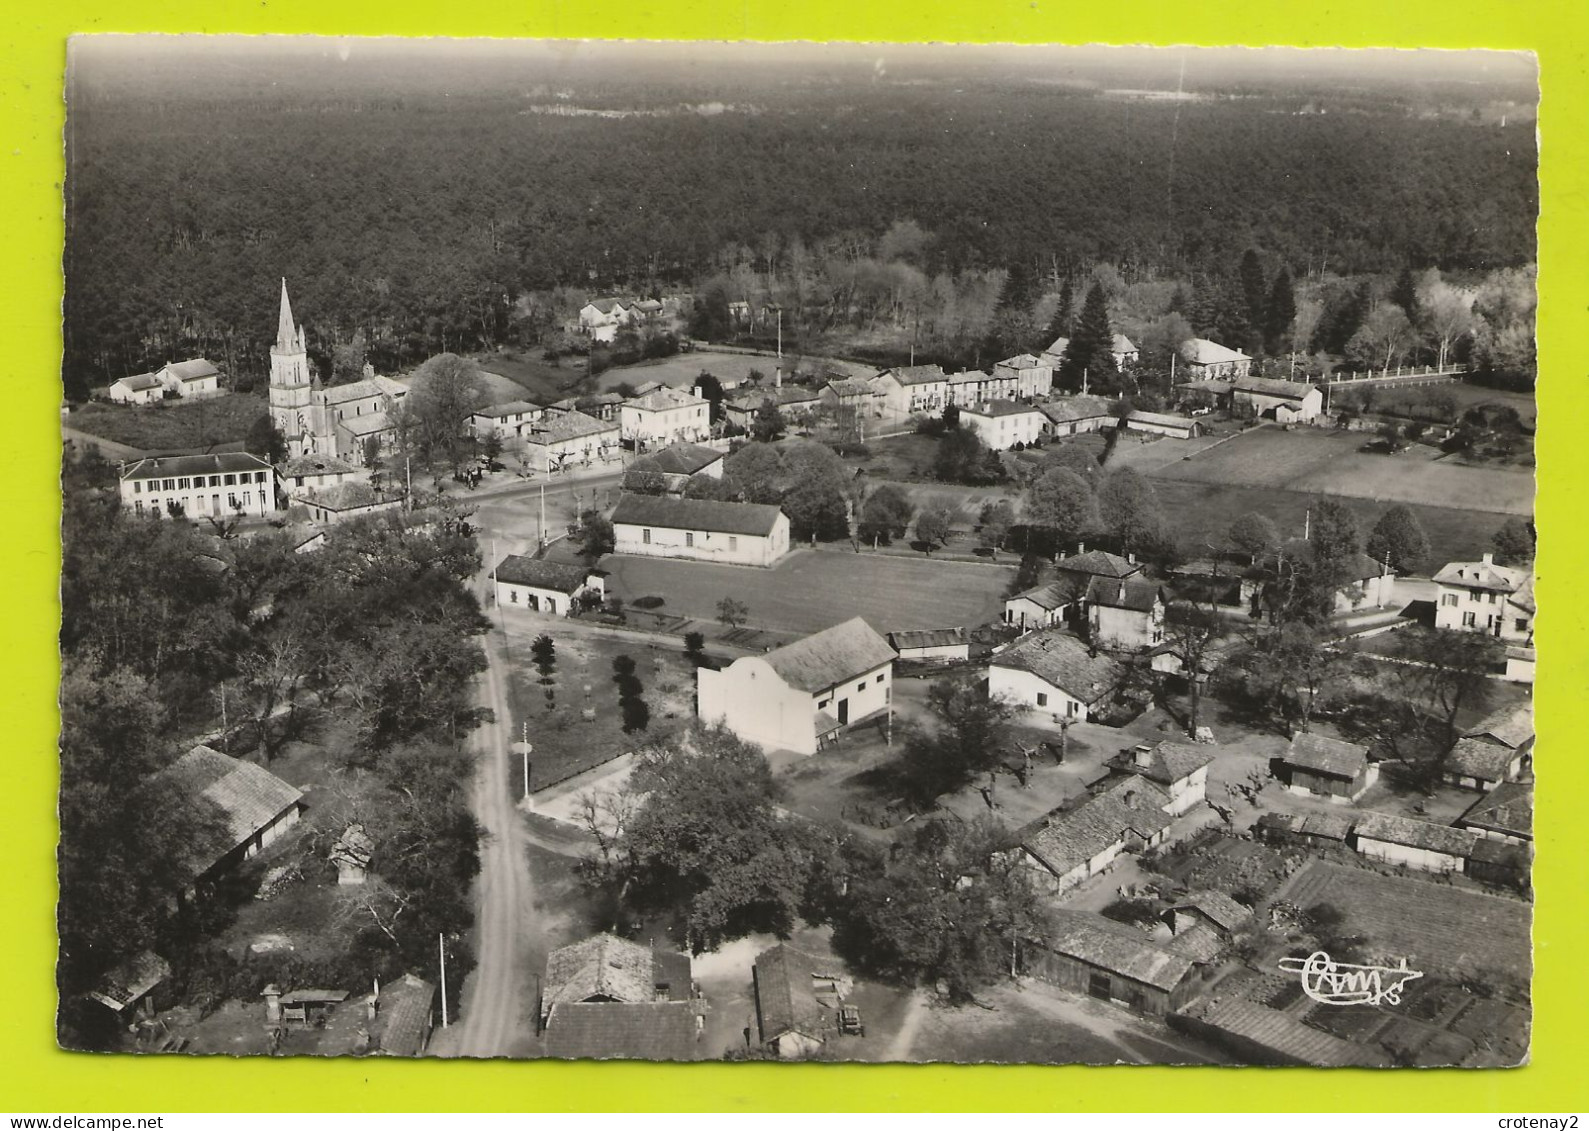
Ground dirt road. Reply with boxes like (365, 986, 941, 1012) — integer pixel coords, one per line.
(433, 631, 542, 1058)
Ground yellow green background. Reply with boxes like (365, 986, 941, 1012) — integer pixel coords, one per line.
(3, 0, 1585, 1113)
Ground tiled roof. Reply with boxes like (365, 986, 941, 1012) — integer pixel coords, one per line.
(475, 400, 541, 419)
(648, 443, 724, 476)
(1057, 549, 1141, 581)
(542, 934, 660, 1015)
(1044, 910, 1194, 992)
(162, 358, 220, 382)
(1120, 741, 1215, 786)
(1178, 996, 1391, 1067)
(585, 298, 627, 314)
(1509, 571, 1535, 615)
(1020, 777, 1173, 880)
(964, 399, 1045, 419)
(87, 951, 170, 1012)
(881, 364, 949, 386)
(533, 410, 618, 443)
(296, 482, 391, 511)
(157, 746, 303, 878)
(996, 353, 1043, 369)
(753, 944, 834, 1045)
(1231, 376, 1318, 400)
(1352, 812, 1478, 858)
(1432, 558, 1529, 593)
(495, 555, 597, 594)
(1179, 338, 1251, 366)
(1171, 891, 1252, 934)
(1042, 336, 1070, 357)
(544, 1001, 700, 1061)
(322, 375, 407, 405)
(948, 369, 991, 385)
(1127, 409, 1198, 430)
(1443, 737, 1524, 783)
(1467, 837, 1529, 871)
(612, 493, 784, 537)
(1113, 334, 1138, 355)
(763, 617, 896, 694)
(822, 377, 877, 398)
(993, 629, 1124, 704)
(626, 386, 706, 412)
(1465, 702, 1533, 749)
(1458, 781, 1533, 840)
(280, 454, 358, 478)
(115, 372, 165, 391)
(1038, 395, 1116, 424)
(887, 627, 968, 652)
(1283, 732, 1369, 779)
(728, 385, 822, 410)
(1007, 581, 1076, 612)
(1086, 576, 1163, 612)
(372, 974, 434, 1057)
(121, 452, 274, 482)
(1166, 922, 1225, 963)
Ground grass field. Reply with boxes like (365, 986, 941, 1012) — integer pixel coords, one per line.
(68, 393, 268, 453)
(474, 351, 585, 404)
(600, 547, 1015, 635)
(1280, 860, 1531, 980)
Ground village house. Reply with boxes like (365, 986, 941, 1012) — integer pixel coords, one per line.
(1178, 337, 1253, 380)
(1124, 409, 1202, 441)
(1040, 334, 1139, 372)
(1016, 777, 1176, 897)
(523, 409, 621, 473)
(107, 371, 167, 405)
(959, 400, 1049, 450)
(873, 363, 950, 416)
(621, 385, 710, 450)
(611, 494, 790, 567)
(993, 352, 1055, 399)
(723, 384, 824, 431)
(1349, 812, 1476, 875)
(156, 745, 305, 890)
(578, 297, 634, 342)
(1456, 780, 1533, 847)
(493, 555, 606, 616)
(1440, 702, 1534, 790)
(1024, 910, 1197, 1017)
(818, 377, 885, 420)
(1038, 394, 1117, 438)
(887, 627, 971, 664)
(292, 481, 403, 525)
(989, 628, 1126, 723)
(1085, 577, 1167, 651)
(947, 368, 1018, 408)
(1274, 542, 1397, 614)
(1277, 732, 1378, 803)
(1003, 548, 1145, 634)
(278, 454, 365, 493)
(1229, 376, 1324, 423)
(470, 400, 544, 443)
(644, 442, 726, 493)
(540, 934, 701, 1061)
(1109, 741, 1214, 817)
(1003, 581, 1075, 633)
(750, 944, 847, 1059)
(1164, 558, 1259, 611)
(549, 392, 625, 422)
(1432, 553, 1535, 643)
(697, 617, 896, 756)
(120, 451, 277, 520)
(156, 358, 223, 398)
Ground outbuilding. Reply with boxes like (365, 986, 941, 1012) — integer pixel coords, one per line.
(1350, 812, 1476, 875)
(887, 627, 971, 663)
(493, 555, 606, 616)
(1278, 732, 1377, 803)
(1025, 910, 1198, 1017)
(612, 494, 790, 567)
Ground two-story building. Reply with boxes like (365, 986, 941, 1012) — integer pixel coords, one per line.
(960, 400, 1048, 450)
(1110, 741, 1215, 816)
(524, 409, 621, 473)
(1178, 338, 1253, 380)
(1432, 553, 1535, 642)
(993, 353, 1055, 399)
(470, 400, 544, 443)
(621, 386, 710, 450)
(611, 494, 790, 567)
(697, 617, 896, 756)
(120, 452, 277, 520)
(874, 364, 950, 416)
(947, 369, 1018, 408)
(156, 358, 223, 398)
(1085, 577, 1167, 651)
(988, 628, 1126, 723)
(1441, 702, 1534, 791)
(1040, 334, 1139, 373)
(578, 298, 634, 343)
(1015, 777, 1175, 898)
(722, 385, 823, 432)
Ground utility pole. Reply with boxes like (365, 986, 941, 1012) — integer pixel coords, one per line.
(439, 933, 449, 1028)
(539, 484, 547, 550)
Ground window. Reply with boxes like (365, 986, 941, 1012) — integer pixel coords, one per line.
(818, 699, 830, 710)
(224, 474, 236, 486)
(729, 536, 738, 552)
(178, 478, 190, 489)
(1066, 701, 1079, 718)
(162, 479, 175, 491)
(209, 475, 221, 487)
(876, 674, 885, 685)
(509, 590, 518, 604)
(1441, 594, 1458, 607)
(133, 481, 141, 494)
(685, 532, 695, 548)
(1488, 592, 1499, 604)
(1517, 619, 1529, 633)
(857, 681, 866, 693)
(1036, 692, 1048, 708)
(256, 471, 268, 483)
(1463, 611, 1477, 627)
(642, 529, 651, 545)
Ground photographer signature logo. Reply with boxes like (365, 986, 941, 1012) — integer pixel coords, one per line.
(1278, 951, 1424, 1006)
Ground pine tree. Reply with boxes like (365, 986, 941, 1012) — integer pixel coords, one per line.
(1264, 267, 1298, 356)
(1058, 282, 1120, 392)
(1043, 278, 1075, 347)
(1391, 266, 1421, 324)
(1239, 249, 1269, 339)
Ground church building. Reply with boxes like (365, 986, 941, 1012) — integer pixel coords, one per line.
(269, 279, 409, 461)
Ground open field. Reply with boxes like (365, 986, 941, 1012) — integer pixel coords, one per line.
(67, 393, 268, 454)
(1351, 380, 1537, 429)
(1279, 860, 1531, 979)
(474, 351, 585, 403)
(1147, 427, 1532, 516)
(600, 547, 1015, 636)
(596, 349, 870, 393)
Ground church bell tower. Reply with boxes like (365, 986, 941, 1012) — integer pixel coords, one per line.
(268, 278, 318, 457)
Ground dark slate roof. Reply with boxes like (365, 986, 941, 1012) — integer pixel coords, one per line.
(115, 371, 164, 391)
(475, 400, 541, 418)
(121, 452, 274, 482)
(1283, 732, 1369, 780)
(964, 399, 1045, 419)
(1464, 703, 1533, 749)
(1086, 576, 1163, 612)
(87, 951, 170, 1013)
(1444, 737, 1524, 783)
(1171, 891, 1252, 934)
(544, 1001, 700, 1061)
(372, 974, 435, 1056)
(1020, 777, 1173, 880)
(1118, 741, 1215, 786)
(1457, 781, 1533, 840)
(321, 375, 407, 404)
(887, 627, 968, 652)
(1038, 395, 1116, 424)
(648, 443, 724, 476)
(1178, 996, 1391, 1067)
(542, 934, 659, 1014)
(1044, 911, 1194, 992)
(280, 454, 359, 478)
(1352, 812, 1478, 858)
(881, 363, 949, 386)
(611, 493, 784, 538)
(156, 746, 303, 878)
(992, 629, 1124, 704)
(1057, 549, 1141, 581)
(763, 617, 896, 694)
(495, 555, 597, 594)
(753, 944, 834, 1045)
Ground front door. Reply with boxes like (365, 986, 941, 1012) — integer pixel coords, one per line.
(837, 699, 849, 725)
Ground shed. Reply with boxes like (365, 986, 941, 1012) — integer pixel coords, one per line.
(887, 627, 971, 663)
(86, 951, 171, 1017)
(752, 944, 843, 1058)
(1350, 812, 1476, 875)
(1278, 732, 1376, 803)
(1025, 911, 1198, 1017)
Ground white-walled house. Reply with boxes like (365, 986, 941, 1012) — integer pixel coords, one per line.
(988, 629, 1125, 723)
(493, 556, 606, 616)
(646, 442, 726, 493)
(578, 298, 634, 342)
(960, 401, 1048, 450)
(697, 617, 897, 755)
(1432, 553, 1534, 643)
(947, 369, 1016, 408)
(1039, 395, 1117, 438)
(120, 452, 277, 520)
(611, 494, 790, 567)
(1017, 777, 1174, 897)
(278, 454, 367, 494)
(524, 409, 621, 473)
(994, 353, 1055, 399)
(1111, 742, 1214, 817)
(471, 400, 544, 442)
(874, 364, 950, 416)
(1350, 813, 1475, 876)
(1230, 376, 1323, 423)
(621, 386, 710, 450)
(1085, 578, 1166, 651)
(108, 372, 166, 405)
(156, 358, 222, 398)
(1178, 338, 1253, 380)
(1441, 703, 1534, 791)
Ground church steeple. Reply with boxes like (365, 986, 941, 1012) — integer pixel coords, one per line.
(275, 277, 299, 352)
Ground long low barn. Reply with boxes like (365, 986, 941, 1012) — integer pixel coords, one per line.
(1024, 910, 1199, 1017)
(611, 494, 790, 567)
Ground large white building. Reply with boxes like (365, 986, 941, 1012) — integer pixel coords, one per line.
(611, 494, 790, 567)
(992, 353, 1055, 399)
(697, 617, 896, 755)
(874, 364, 950, 416)
(1432, 553, 1535, 643)
(1178, 338, 1253, 380)
(523, 409, 621, 474)
(120, 451, 276, 520)
(960, 400, 1048, 450)
(621, 386, 710, 450)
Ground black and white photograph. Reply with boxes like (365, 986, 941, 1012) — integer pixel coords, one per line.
(57, 37, 1537, 1067)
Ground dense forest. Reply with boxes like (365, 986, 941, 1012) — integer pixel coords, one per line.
(63, 42, 1537, 397)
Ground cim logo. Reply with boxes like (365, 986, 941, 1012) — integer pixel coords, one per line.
(1277, 951, 1425, 1007)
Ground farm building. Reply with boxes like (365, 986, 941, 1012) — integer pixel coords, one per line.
(540, 934, 701, 1061)
(1174, 997, 1391, 1067)
(887, 627, 970, 663)
(1350, 812, 1476, 875)
(1124, 410, 1201, 440)
(1038, 394, 1116, 437)
(108, 371, 167, 405)
(1253, 811, 1354, 849)
(1177, 338, 1253, 380)
(988, 628, 1126, 722)
(156, 746, 305, 888)
(492, 556, 606, 616)
(1456, 781, 1533, 846)
(470, 400, 544, 442)
(993, 352, 1055, 399)
(1165, 892, 1253, 940)
(1024, 910, 1197, 1017)
(751, 944, 847, 1059)
(1432, 553, 1535, 643)
(119, 452, 277, 520)
(1084, 577, 1166, 651)
(645, 442, 725, 492)
(621, 385, 710, 450)
(697, 617, 896, 756)
(156, 358, 223, 398)
(1229, 376, 1323, 423)
(1465, 837, 1532, 890)
(1440, 703, 1534, 791)
(873, 364, 950, 415)
(291, 481, 403, 525)
(369, 974, 437, 1057)
(1004, 580, 1078, 633)
(1109, 741, 1214, 817)
(611, 494, 790, 567)
(1015, 777, 1175, 897)
(86, 951, 171, 1020)
(1278, 732, 1377, 803)
(959, 400, 1048, 450)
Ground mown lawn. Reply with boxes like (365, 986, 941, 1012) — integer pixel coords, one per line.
(68, 393, 268, 453)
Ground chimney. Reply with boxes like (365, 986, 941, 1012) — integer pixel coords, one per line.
(263, 984, 282, 1024)
(1077, 542, 1086, 555)
(1481, 552, 1494, 566)
(1132, 744, 1153, 769)
(1127, 552, 1136, 566)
